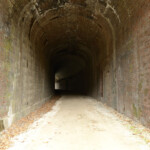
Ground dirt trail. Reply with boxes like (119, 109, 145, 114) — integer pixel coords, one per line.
(8, 96, 150, 150)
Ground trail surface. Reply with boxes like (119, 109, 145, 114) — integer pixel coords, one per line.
(8, 96, 150, 150)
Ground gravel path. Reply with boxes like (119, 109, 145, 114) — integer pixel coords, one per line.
(8, 96, 150, 150)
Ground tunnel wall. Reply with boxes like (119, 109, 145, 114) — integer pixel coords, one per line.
(101, 2, 150, 127)
(0, 0, 52, 131)
(0, 0, 12, 131)
(115, 5, 150, 127)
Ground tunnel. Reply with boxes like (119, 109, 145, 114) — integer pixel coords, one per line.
(0, 0, 150, 131)
(29, 6, 111, 97)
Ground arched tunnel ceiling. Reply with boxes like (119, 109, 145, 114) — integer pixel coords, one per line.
(30, 5, 111, 63)
(9, 0, 122, 69)
(10, 0, 147, 69)
(10, 0, 147, 42)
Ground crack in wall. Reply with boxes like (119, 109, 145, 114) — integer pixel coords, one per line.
(103, 0, 121, 23)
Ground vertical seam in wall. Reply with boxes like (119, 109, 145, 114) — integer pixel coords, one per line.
(99, 13, 118, 109)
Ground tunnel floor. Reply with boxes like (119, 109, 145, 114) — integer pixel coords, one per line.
(7, 96, 150, 150)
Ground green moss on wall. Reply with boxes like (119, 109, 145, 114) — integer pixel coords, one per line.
(4, 38, 12, 54)
(132, 104, 142, 119)
(138, 82, 142, 92)
(144, 88, 149, 96)
(0, 120, 4, 132)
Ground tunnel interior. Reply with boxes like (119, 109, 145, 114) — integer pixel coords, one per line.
(29, 5, 112, 97)
(0, 0, 150, 130)
(53, 50, 90, 95)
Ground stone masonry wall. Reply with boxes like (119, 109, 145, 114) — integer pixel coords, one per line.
(115, 4, 150, 127)
(0, 0, 52, 130)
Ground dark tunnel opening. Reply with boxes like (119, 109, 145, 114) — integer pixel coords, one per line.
(51, 48, 93, 95)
